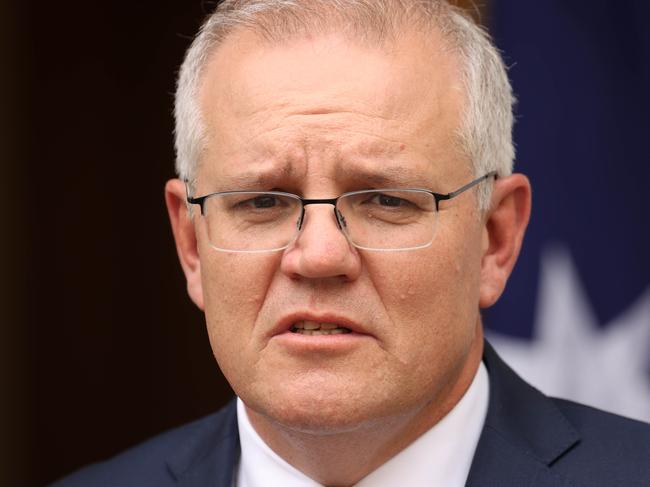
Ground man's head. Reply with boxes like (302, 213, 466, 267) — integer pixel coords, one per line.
(166, 0, 530, 453)
(174, 0, 516, 208)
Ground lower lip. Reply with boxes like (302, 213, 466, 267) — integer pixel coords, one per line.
(271, 330, 374, 353)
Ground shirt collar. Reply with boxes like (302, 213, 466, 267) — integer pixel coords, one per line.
(236, 362, 489, 487)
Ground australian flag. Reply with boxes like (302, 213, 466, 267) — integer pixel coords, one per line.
(483, 0, 650, 422)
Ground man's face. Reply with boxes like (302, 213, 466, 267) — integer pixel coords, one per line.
(189, 29, 487, 432)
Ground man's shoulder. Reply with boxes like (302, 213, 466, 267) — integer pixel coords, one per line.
(552, 396, 650, 466)
(49, 400, 239, 487)
(475, 342, 650, 486)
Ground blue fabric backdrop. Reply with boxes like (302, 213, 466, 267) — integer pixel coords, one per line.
(484, 0, 650, 421)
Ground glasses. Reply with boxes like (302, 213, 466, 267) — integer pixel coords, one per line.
(186, 172, 497, 253)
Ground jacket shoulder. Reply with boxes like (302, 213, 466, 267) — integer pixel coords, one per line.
(49, 401, 238, 487)
(472, 342, 650, 487)
(551, 397, 650, 480)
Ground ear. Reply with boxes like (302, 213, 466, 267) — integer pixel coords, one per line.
(165, 178, 205, 311)
(479, 174, 532, 308)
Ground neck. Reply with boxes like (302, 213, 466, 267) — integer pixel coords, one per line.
(246, 326, 484, 486)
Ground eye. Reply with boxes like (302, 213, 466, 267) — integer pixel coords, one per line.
(235, 194, 285, 210)
(250, 195, 278, 208)
(364, 192, 418, 209)
(374, 194, 409, 207)
(342, 190, 433, 221)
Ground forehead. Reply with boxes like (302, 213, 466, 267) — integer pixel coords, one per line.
(197, 28, 468, 190)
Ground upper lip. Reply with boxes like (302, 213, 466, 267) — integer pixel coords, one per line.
(271, 311, 370, 337)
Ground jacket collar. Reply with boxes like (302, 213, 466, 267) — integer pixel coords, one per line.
(465, 341, 581, 486)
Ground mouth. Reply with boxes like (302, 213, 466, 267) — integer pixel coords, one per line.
(270, 313, 372, 353)
(271, 312, 367, 339)
(290, 320, 352, 336)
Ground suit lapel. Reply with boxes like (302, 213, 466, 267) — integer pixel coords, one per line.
(166, 400, 240, 487)
(465, 426, 577, 487)
(465, 341, 581, 486)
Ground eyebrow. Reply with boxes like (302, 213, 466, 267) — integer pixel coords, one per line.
(215, 161, 433, 192)
(338, 165, 433, 188)
(218, 163, 296, 190)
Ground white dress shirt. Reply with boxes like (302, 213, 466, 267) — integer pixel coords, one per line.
(235, 362, 489, 487)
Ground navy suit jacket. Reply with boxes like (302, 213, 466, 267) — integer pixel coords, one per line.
(51, 342, 650, 486)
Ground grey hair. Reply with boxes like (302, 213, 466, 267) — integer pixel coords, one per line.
(174, 0, 515, 210)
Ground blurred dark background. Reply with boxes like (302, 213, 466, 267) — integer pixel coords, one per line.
(4, 2, 233, 485)
(4, 1, 473, 485)
(4, 1, 648, 486)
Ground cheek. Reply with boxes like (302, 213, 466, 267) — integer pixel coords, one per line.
(199, 250, 280, 363)
(369, 250, 462, 323)
(368, 235, 482, 355)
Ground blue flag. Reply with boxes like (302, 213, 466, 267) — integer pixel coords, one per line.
(484, 0, 650, 422)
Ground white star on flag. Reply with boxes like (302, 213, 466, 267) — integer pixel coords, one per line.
(488, 245, 650, 423)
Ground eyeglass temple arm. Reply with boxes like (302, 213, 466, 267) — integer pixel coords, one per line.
(184, 180, 207, 214)
(432, 171, 498, 208)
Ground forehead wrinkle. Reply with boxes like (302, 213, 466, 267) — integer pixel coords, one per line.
(216, 159, 298, 190)
(214, 124, 438, 191)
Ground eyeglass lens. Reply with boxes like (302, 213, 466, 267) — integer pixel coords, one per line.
(201, 190, 437, 252)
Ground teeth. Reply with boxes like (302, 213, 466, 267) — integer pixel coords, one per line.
(302, 320, 320, 330)
(293, 328, 350, 336)
(319, 323, 338, 330)
(290, 320, 352, 335)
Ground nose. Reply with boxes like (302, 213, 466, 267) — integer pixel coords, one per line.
(280, 204, 361, 281)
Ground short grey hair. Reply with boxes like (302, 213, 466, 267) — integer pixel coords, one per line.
(174, 0, 515, 210)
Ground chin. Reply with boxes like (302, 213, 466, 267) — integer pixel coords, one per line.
(243, 375, 396, 435)
(264, 401, 385, 435)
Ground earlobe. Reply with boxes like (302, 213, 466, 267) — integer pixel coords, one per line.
(165, 179, 205, 310)
(479, 174, 531, 308)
